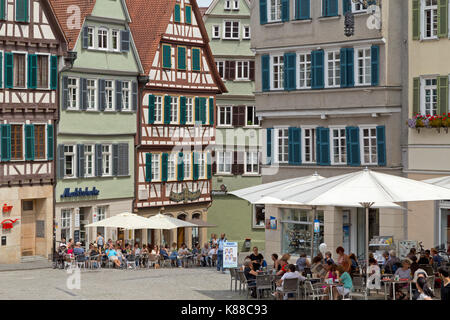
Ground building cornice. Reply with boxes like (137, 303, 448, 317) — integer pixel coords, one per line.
(256, 106, 401, 118)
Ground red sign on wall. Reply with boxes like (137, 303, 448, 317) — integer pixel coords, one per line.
(2, 204, 13, 214)
(1, 219, 19, 230)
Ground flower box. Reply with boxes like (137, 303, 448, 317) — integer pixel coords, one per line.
(407, 113, 450, 133)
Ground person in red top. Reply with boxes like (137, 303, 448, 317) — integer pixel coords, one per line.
(276, 254, 291, 276)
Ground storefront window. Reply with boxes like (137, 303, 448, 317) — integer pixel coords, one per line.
(253, 205, 265, 228)
(61, 209, 72, 240)
(440, 209, 450, 250)
(281, 208, 324, 257)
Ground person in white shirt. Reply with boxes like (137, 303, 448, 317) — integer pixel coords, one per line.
(273, 264, 306, 300)
(367, 258, 381, 290)
(208, 245, 217, 267)
(178, 243, 189, 268)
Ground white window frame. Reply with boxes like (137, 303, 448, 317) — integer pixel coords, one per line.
(12, 51, 27, 89)
(245, 151, 259, 174)
(236, 61, 250, 80)
(64, 144, 76, 179)
(121, 81, 131, 111)
(184, 153, 191, 180)
(84, 144, 95, 177)
(243, 25, 251, 39)
(329, 126, 347, 165)
(97, 28, 109, 50)
(168, 153, 176, 181)
(151, 154, 161, 182)
(223, 20, 240, 40)
(170, 96, 179, 124)
(86, 79, 97, 111)
(212, 25, 221, 39)
(186, 97, 194, 124)
(102, 144, 112, 176)
(224, 0, 231, 10)
(154, 95, 163, 123)
(268, 0, 282, 23)
(105, 80, 115, 111)
(233, 0, 239, 10)
(297, 51, 312, 89)
(68, 77, 79, 110)
(36, 53, 50, 89)
(87, 27, 95, 49)
(198, 153, 206, 179)
(111, 30, 120, 51)
(60, 209, 72, 240)
(274, 127, 289, 164)
(252, 204, 265, 228)
(352, 2, 367, 13)
(217, 151, 232, 174)
(218, 106, 233, 127)
(216, 61, 225, 79)
(271, 54, 284, 90)
(420, 77, 438, 115)
(97, 206, 107, 221)
(325, 49, 341, 88)
(302, 126, 317, 164)
(421, 0, 438, 40)
(245, 106, 259, 127)
(354, 47, 372, 86)
(359, 125, 378, 166)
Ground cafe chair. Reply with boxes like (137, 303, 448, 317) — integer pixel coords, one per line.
(349, 276, 368, 300)
(275, 278, 299, 300)
(255, 275, 272, 299)
(305, 281, 328, 300)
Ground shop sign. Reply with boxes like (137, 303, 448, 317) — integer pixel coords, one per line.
(2, 204, 13, 214)
(60, 187, 100, 199)
(1, 219, 19, 230)
(314, 219, 320, 233)
(169, 188, 201, 203)
(211, 184, 228, 196)
(223, 242, 238, 269)
(266, 216, 277, 230)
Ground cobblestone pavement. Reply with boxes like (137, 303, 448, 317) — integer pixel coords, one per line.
(0, 267, 243, 300)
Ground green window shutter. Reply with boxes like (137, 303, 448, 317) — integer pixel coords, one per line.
(148, 94, 155, 124)
(413, 77, 421, 115)
(162, 44, 172, 69)
(312, 50, 324, 89)
(296, 0, 310, 20)
(25, 124, 34, 161)
(5, 52, 13, 88)
(0, 0, 5, 20)
(412, 0, 420, 40)
(161, 153, 168, 182)
(261, 55, 270, 92)
(16, 0, 28, 22)
(346, 127, 360, 166)
(438, 0, 448, 38)
(437, 76, 449, 115)
(318, 127, 330, 165)
(207, 153, 212, 179)
(266, 128, 273, 165)
(185, 5, 192, 24)
(174, 3, 181, 23)
(164, 95, 171, 124)
(376, 126, 386, 166)
(193, 152, 199, 181)
(209, 97, 214, 125)
(180, 96, 186, 125)
(340, 48, 348, 87)
(177, 46, 186, 70)
(0, 51, 3, 88)
(343, 0, 351, 15)
(195, 97, 200, 122)
(27, 54, 37, 89)
(346, 48, 354, 87)
(50, 56, 58, 90)
(288, 127, 302, 165)
(281, 0, 290, 22)
(260, 0, 267, 24)
(371, 45, 379, 86)
(145, 153, 152, 182)
(283, 52, 296, 91)
(192, 48, 200, 71)
(200, 98, 207, 124)
(1, 124, 11, 161)
(47, 124, 54, 160)
(177, 152, 184, 181)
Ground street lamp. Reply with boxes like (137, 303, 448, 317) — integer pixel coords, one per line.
(344, 0, 381, 37)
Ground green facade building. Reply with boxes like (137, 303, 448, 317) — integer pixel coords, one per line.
(203, 0, 264, 251)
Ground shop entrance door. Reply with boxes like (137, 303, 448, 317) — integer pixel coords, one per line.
(21, 201, 36, 256)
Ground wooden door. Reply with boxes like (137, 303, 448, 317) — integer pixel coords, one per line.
(177, 228, 185, 248)
(21, 211, 36, 256)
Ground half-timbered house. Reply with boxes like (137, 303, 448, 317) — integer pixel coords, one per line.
(0, 0, 68, 264)
(127, 0, 226, 247)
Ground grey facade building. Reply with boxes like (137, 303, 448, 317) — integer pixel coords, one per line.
(250, 0, 408, 259)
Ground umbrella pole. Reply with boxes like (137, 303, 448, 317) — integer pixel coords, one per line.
(311, 206, 317, 259)
(365, 205, 369, 274)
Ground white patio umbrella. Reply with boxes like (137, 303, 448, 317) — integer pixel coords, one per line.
(273, 168, 450, 266)
(423, 176, 450, 189)
(85, 212, 157, 230)
(145, 213, 198, 247)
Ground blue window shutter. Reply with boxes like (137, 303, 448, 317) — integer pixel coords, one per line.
(329, 0, 338, 16)
(371, 45, 380, 86)
(5, 52, 13, 88)
(340, 48, 348, 88)
(316, 127, 323, 164)
(80, 78, 88, 110)
(145, 153, 152, 182)
(195, 97, 200, 122)
(296, 0, 310, 19)
(185, 5, 192, 24)
(281, 0, 290, 21)
(289, 127, 302, 165)
(261, 55, 270, 92)
(260, 0, 267, 24)
(82, 26, 89, 49)
(16, 0, 28, 22)
(267, 128, 273, 165)
(164, 95, 171, 124)
(284, 53, 296, 91)
(177, 152, 184, 181)
(209, 97, 214, 125)
(62, 76, 68, 110)
(57, 145, 64, 179)
(322, 0, 328, 16)
(346, 48, 354, 87)
(112, 144, 119, 176)
(132, 81, 138, 112)
(50, 56, 58, 90)
(115, 80, 122, 111)
(24, 124, 34, 160)
(148, 95, 155, 124)
(346, 127, 360, 166)
(320, 127, 330, 165)
(98, 79, 106, 111)
(193, 152, 199, 181)
(174, 4, 181, 23)
(95, 144, 102, 177)
(120, 30, 130, 52)
(376, 125, 386, 166)
(180, 96, 186, 125)
(0, 124, 11, 161)
(343, 0, 351, 14)
(161, 153, 168, 182)
(312, 50, 324, 89)
(77, 144, 85, 178)
(47, 124, 54, 160)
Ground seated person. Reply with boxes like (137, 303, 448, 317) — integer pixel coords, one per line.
(271, 254, 280, 272)
(160, 245, 170, 259)
(169, 243, 182, 267)
(324, 252, 335, 265)
(322, 263, 338, 299)
(73, 242, 86, 261)
(431, 248, 442, 267)
(332, 265, 353, 300)
(393, 259, 412, 300)
(367, 258, 381, 290)
(274, 264, 306, 300)
(105, 245, 121, 268)
(276, 254, 291, 276)
(311, 256, 327, 279)
(249, 247, 264, 271)
(208, 245, 217, 267)
(201, 243, 210, 267)
(349, 253, 359, 273)
(178, 243, 189, 268)
(243, 260, 258, 298)
(296, 253, 310, 273)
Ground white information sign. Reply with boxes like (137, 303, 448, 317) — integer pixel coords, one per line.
(223, 242, 238, 269)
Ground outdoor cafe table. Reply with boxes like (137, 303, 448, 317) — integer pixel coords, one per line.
(381, 278, 413, 300)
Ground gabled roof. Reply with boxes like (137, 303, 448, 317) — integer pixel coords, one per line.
(49, 0, 97, 51)
(204, 0, 251, 15)
(126, 0, 226, 93)
(39, 0, 69, 51)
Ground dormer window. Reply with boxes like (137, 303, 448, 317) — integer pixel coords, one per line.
(224, 0, 231, 10)
(112, 30, 120, 51)
(98, 28, 108, 50)
(233, 0, 239, 10)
